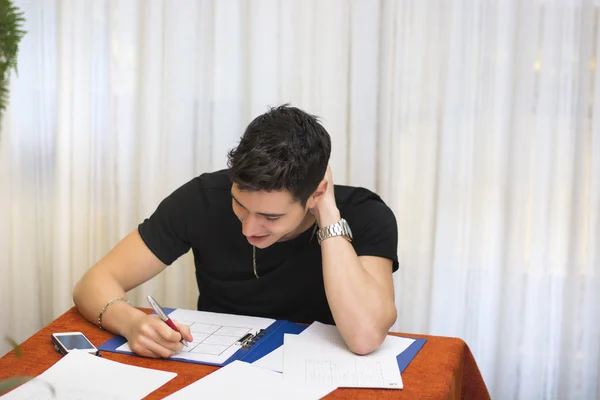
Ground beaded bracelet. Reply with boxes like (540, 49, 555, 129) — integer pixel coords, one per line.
(97, 297, 130, 329)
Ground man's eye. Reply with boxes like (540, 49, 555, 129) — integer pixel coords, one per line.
(265, 216, 279, 222)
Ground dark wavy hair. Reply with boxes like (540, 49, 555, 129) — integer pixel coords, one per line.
(227, 105, 331, 205)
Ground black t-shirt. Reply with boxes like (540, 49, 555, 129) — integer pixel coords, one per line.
(138, 169, 399, 325)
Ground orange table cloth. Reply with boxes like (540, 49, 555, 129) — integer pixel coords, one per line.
(0, 307, 490, 399)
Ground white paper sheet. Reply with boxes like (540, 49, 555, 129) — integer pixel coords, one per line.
(252, 343, 286, 372)
(282, 334, 403, 389)
(253, 321, 415, 373)
(1, 350, 176, 399)
(117, 308, 275, 364)
(163, 360, 336, 400)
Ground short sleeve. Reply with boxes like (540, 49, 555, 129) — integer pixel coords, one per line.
(138, 180, 199, 265)
(345, 198, 399, 273)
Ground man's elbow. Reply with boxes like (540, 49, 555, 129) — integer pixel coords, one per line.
(72, 277, 84, 308)
(73, 268, 95, 308)
(348, 306, 398, 355)
(348, 337, 382, 355)
(347, 326, 388, 355)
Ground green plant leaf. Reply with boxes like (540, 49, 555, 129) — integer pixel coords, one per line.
(0, 376, 34, 395)
(4, 336, 23, 358)
(0, 377, 56, 397)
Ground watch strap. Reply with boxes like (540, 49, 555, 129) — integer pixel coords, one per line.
(317, 218, 353, 245)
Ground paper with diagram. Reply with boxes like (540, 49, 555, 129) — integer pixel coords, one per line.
(253, 321, 415, 374)
(282, 333, 403, 389)
(1, 350, 176, 399)
(115, 308, 275, 365)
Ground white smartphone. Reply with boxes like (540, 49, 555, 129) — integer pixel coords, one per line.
(51, 332, 98, 356)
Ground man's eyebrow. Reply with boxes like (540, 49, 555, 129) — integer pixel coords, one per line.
(231, 193, 286, 218)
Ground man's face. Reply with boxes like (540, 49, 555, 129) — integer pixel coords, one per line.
(231, 183, 309, 249)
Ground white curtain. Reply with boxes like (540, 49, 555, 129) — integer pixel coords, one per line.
(1, 0, 599, 398)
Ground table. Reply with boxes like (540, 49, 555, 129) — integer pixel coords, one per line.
(0, 307, 490, 399)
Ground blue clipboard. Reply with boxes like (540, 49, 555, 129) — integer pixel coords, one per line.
(98, 308, 426, 371)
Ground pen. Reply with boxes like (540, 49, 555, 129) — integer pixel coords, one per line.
(147, 295, 189, 347)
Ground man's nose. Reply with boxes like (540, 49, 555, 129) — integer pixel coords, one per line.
(242, 215, 262, 237)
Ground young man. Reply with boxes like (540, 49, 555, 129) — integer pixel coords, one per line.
(73, 105, 398, 358)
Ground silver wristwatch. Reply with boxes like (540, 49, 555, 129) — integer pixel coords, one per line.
(317, 218, 353, 245)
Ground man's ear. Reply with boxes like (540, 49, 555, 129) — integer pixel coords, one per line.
(306, 179, 328, 209)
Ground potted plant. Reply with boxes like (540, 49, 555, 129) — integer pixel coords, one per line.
(0, 2, 28, 393)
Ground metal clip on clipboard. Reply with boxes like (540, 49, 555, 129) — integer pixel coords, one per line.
(237, 329, 266, 349)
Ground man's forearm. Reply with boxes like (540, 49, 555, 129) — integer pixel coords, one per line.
(73, 269, 145, 337)
(317, 207, 397, 355)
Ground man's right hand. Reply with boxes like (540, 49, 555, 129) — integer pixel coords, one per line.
(124, 313, 193, 358)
